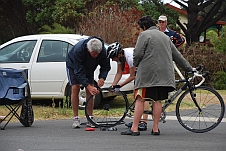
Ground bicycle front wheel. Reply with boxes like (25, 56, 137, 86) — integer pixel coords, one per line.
(176, 86, 225, 133)
(85, 91, 129, 128)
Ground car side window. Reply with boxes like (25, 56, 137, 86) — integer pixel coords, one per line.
(0, 40, 37, 63)
(37, 40, 73, 62)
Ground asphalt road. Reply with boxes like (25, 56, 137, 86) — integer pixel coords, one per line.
(1, 116, 226, 151)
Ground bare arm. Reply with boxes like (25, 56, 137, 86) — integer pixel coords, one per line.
(120, 66, 135, 87)
(112, 63, 123, 86)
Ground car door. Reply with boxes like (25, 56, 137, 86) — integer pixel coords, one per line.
(30, 38, 73, 98)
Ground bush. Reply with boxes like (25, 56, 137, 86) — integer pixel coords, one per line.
(179, 43, 226, 89)
(208, 26, 226, 53)
(212, 71, 226, 90)
(77, 4, 144, 47)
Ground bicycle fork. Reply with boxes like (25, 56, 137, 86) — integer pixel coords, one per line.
(189, 86, 202, 113)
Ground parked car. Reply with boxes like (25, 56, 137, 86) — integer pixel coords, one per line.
(0, 34, 134, 108)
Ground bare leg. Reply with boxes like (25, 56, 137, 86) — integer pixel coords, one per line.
(131, 95, 145, 132)
(71, 84, 80, 117)
(152, 101, 162, 132)
(141, 101, 150, 122)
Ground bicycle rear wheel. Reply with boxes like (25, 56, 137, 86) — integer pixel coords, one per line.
(85, 91, 129, 128)
(176, 86, 225, 133)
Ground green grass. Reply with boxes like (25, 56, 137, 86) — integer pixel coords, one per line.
(1, 90, 225, 122)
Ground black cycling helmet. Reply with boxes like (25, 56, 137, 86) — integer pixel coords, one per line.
(107, 42, 122, 58)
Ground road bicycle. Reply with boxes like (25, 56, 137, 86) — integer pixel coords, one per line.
(85, 65, 225, 133)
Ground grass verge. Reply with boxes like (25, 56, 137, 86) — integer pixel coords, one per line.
(1, 90, 225, 122)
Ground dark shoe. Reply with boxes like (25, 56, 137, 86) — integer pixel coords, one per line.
(138, 121, 147, 131)
(125, 121, 147, 131)
(125, 122, 133, 128)
(121, 129, 140, 136)
(151, 129, 160, 135)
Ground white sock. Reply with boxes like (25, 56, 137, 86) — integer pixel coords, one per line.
(73, 116, 79, 120)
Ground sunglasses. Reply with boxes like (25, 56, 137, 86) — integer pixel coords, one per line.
(158, 21, 165, 23)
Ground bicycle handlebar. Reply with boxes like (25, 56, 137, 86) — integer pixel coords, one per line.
(186, 65, 209, 87)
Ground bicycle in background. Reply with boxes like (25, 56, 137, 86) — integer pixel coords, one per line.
(85, 65, 225, 133)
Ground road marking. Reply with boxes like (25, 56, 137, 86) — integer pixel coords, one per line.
(165, 116, 226, 122)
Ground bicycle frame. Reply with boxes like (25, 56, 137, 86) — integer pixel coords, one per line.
(127, 66, 208, 122)
(162, 67, 209, 122)
(85, 65, 224, 133)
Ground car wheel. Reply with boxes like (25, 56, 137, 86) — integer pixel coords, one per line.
(64, 85, 71, 108)
(78, 89, 102, 109)
(64, 85, 86, 109)
(78, 89, 86, 110)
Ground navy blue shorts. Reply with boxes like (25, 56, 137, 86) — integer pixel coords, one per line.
(66, 68, 94, 86)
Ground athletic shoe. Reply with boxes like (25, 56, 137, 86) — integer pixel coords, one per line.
(125, 121, 147, 131)
(138, 121, 147, 131)
(72, 117, 80, 129)
(86, 122, 96, 128)
(86, 116, 96, 128)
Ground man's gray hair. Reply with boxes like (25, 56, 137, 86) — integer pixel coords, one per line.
(87, 38, 103, 53)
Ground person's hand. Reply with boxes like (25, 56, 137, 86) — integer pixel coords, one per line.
(108, 85, 121, 92)
(97, 78, 104, 87)
(108, 86, 115, 92)
(87, 85, 99, 95)
(113, 85, 121, 92)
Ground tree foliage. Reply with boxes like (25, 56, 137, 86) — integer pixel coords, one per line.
(0, 0, 34, 42)
(1, 0, 226, 47)
(39, 23, 75, 34)
(52, 0, 87, 29)
(22, 0, 55, 30)
(77, 4, 144, 47)
(140, 0, 179, 25)
(174, 0, 226, 45)
(207, 26, 226, 53)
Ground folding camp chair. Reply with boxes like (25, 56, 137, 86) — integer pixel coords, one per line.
(0, 68, 34, 130)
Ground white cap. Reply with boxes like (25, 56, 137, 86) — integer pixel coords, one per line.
(158, 15, 167, 21)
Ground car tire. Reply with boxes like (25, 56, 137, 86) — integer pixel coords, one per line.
(78, 89, 86, 110)
(64, 85, 71, 108)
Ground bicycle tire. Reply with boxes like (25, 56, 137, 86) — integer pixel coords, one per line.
(85, 91, 129, 128)
(176, 86, 225, 133)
